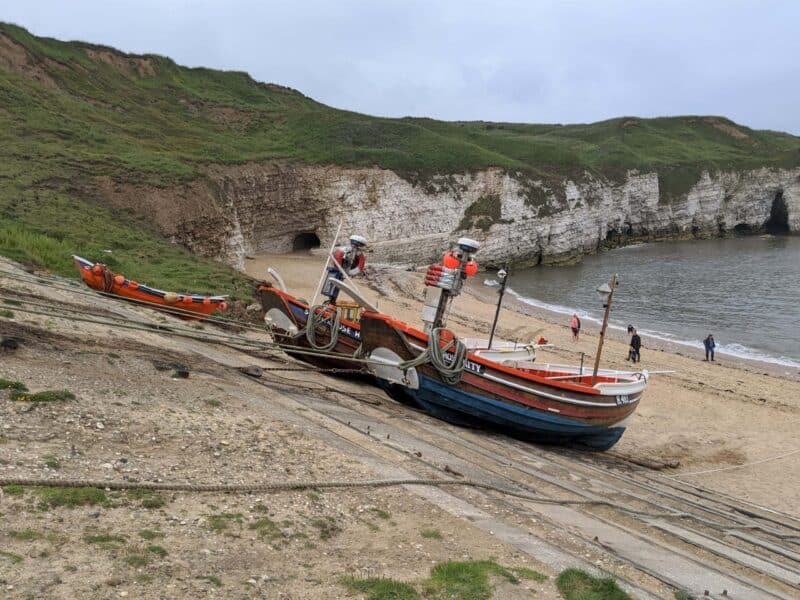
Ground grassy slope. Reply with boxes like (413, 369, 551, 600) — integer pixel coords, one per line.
(1, 22, 799, 295)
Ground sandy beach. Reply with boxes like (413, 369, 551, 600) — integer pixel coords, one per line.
(245, 252, 800, 517)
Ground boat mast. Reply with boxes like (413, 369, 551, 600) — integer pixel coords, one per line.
(425, 238, 481, 330)
(310, 219, 343, 307)
(487, 267, 508, 349)
(591, 273, 618, 385)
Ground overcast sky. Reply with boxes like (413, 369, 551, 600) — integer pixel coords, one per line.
(4, 0, 800, 134)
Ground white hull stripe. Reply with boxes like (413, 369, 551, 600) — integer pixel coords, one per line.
(407, 341, 642, 409)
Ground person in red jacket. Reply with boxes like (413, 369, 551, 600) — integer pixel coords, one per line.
(323, 235, 368, 303)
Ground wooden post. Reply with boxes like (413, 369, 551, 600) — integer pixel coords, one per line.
(591, 273, 617, 385)
(488, 267, 508, 349)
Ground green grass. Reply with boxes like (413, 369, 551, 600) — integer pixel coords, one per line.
(206, 512, 243, 533)
(674, 592, 696, 600)
(84, 533, 126, 544)
(0, 378, 27, 391)
(124, 553, 149, 567)
(35, 486, 108, 510)
(10, 389, 75, 402)
(248, 516, 281, 540)
(0, 213, 254, 301)
(138, 529, 164, 540)
(9, 529, 42, 541)
(146, 544, 168, 558)
(370, 508, 391, 520)
(342, 559, 544, 600)
(2, 484, 25, 496)
(341, 577, 419, 600)
(0, 309, 13, 318)
(422, 560, 519, 600)
(126, 489, 166, 509)
(421, 529, 442, 540)
(310, 516, 341, 540)
(43, 454, 61, 469)
(457, 194, 508, 232)
(0, 22, 798, 294)
(556, 568, 631, 600)
(0, 550, 23, 564)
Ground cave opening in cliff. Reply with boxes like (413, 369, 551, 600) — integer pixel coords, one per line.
(765, 190, 789, 234)
(292, 232, 321, 251)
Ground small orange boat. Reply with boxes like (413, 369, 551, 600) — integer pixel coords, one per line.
(73, 255, 228, 318)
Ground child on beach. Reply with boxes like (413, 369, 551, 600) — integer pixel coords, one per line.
(570, 313, 581, 341)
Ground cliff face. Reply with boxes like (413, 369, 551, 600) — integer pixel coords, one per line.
(95, 165, 800, 271)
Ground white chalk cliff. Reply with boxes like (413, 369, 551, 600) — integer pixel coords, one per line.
(102, 164, 800, 270)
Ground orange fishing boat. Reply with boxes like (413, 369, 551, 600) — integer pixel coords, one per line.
(73, 255, 228, 319)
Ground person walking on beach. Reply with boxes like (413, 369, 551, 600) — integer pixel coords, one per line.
(703, 334, 716, 361)
(625, 325, 635, 360)
(629, 329, 642, 363)
(570, 313, 581, 341)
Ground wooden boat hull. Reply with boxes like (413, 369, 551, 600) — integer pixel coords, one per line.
(73, 256, 226, 319)
(256, 284, 364, 372)
(361, 312, 645, 451)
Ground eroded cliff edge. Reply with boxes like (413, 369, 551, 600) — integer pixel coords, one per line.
(95, 164, 800, 270)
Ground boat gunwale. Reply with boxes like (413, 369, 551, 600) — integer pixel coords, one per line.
(361, 312, 634, 396)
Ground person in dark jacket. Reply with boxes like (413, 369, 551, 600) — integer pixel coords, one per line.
(703, 334, 716, 361)
(625, 325, 635, 360)
(629, 329, 642, 363)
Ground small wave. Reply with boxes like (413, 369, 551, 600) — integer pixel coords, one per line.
(716, 343, 800, 369)
(505, 286, 593, 321)
(500, 285, 800, 370)
(613, 242, 649, 251)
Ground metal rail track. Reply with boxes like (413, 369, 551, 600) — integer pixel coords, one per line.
(268, 376, 800, 598)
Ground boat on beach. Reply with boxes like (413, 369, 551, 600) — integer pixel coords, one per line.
(73, 255, 228, 319)
(258, 237, 648, 450)
(359, 311, 646, 450)
(256, 281, 365, 371)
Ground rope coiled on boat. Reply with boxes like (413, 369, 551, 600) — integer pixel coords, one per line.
(303, 304, 341, 352)
(400, 327, 467, 385)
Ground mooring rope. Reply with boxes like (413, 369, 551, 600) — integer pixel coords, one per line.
(304, 304, 341, 352)
(665, 448, 800, 478)
(2, 475, 768, 534)
(397, 327, 467, 384)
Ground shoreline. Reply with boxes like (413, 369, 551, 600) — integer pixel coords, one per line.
(463, 275, 800, 383)
(245, 251, 798, 382)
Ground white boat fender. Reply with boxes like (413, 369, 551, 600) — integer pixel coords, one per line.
(264, 308, 298, 335)
(368, 347, 420, 390)
(266, 267, 287, 293)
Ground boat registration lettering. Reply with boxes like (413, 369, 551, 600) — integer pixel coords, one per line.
(300, 308, 361, 341)
(463, 360, 484, 375)
(615, 394, 632, 405)
(339, 324, 361, 341)
(441, 351, 484, 375)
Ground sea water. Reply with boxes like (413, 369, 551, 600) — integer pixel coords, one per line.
(494, 236, 800, 369)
